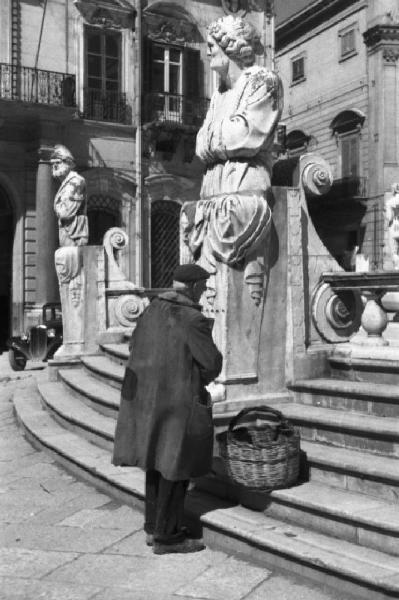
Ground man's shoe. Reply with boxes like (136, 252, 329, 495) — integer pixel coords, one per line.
(146, 534, 154, 547)
(153, 538, 205, 555)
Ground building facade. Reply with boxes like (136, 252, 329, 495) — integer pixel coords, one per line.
(0, 0, 271, 348)
(275, 0, 399, 272)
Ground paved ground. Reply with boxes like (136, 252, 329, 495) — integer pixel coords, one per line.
(0, 353, 353, 600)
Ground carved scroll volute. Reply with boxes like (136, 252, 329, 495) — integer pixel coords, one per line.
(300, 153, 333, 197)
(114, 294, 149, 328)
(103, 227, 137, 290)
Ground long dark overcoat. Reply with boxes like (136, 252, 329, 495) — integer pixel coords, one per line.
(112, 290, 223, 481)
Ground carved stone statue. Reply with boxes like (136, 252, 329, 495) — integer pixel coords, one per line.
(51, 145, 88, 360)
(51, 145, 88, 247)
(182, 15, 283, 398)
(386, 182, 399, 270)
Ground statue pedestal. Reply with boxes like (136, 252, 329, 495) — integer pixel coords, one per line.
(53, 246, 102, 361)
(53, 246, 85, 361)
(204, 185, 342, 410)
(204, 256, 265, 387)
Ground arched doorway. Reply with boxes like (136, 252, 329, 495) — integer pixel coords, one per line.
(0, 186, 13, 350)
(87, 195, 121, 245)
(151, 200, 181, 287)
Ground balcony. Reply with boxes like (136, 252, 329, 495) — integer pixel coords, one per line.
(326, 176, 368, 201)
(82, 88, 130, 124)
(143, 92, 209, 129)
(0, 63, 75, 107)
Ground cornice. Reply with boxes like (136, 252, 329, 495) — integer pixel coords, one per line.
(73, 0, 136, 30)
(276, 0, 360, 51)
(363, 24, 399, 48)
(143, 12, 197, 44)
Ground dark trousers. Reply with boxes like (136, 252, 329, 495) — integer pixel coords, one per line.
(144, 469, 189, 544)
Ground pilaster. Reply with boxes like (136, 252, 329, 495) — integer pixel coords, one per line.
(34, 145, 59, 308)
(363, 19, 399, 196)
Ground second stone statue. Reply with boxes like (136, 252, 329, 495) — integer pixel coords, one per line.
(182, 15, 283, 399)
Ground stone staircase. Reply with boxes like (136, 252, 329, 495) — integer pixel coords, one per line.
(13, 342, 399, 600)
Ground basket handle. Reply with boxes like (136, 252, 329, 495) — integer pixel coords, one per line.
(228, 405, 286, 432)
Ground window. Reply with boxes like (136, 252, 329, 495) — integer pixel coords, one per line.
(330, 110, 365, 180)
(339, 25, 357, 60)
(87, 195, 120, 245)
(340, 134, 359, 178)
(286, 130, 311, 156)
(291, 56, 305, 84)
(143, 39, 202, 126)
(84, 28, 125, 122)
(151, 45, 183, 120)
(151, 200, 181, 288)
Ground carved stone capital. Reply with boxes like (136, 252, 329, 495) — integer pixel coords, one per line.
(38, 145, 54, 164)
(144, 12, 196, 44)
(73, 0, 135, 30)
(220, 1, 276, 17)
(383, 46, 399, 63)
(221, 0, 247, 16)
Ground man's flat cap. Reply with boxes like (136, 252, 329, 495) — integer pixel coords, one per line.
(173, 264, 210, 283)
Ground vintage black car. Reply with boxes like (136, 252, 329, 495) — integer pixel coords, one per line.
(7, 303, 63, 371)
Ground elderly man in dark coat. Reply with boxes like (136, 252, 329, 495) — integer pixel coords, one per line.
(112, 264, 222, 554)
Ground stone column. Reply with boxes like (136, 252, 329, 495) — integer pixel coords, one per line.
(35, 146, 59, 306)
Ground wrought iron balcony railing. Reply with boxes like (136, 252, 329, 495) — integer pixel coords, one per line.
(0, 63, 75, 107)
(143, 92, 209, 128)
(82, 88, 130, 124)
(328, 176, 369, 200)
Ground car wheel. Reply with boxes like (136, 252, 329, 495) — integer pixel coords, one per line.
(8, 349, 27, 371)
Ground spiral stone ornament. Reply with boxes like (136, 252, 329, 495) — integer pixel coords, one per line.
(114, 294, 149, 327)
(104, 227, 129, 253)
(311, 281, 362, 343)
(300, 154, 333, 197)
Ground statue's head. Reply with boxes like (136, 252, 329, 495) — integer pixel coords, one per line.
(51, 145, 75, 180)
(207, 15, 260, 73)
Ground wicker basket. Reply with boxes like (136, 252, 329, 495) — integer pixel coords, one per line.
(216, 406, 300, 491)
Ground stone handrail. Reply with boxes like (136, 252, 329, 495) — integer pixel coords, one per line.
(318, 271, 399, 346)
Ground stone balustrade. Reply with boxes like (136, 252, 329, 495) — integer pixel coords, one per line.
(316, 271, 399, 347)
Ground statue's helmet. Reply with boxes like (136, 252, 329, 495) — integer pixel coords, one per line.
(50, 145, 75, 165)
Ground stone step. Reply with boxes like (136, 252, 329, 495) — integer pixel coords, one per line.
(100, 343, 129, 365)
(81, 355, 124, 389)
(13, 385, 399, 600)
(53, 358, 399, 501)
(291, 378, 399, 418)
(58, 367, 120, 417)
(280, 402, 399, 457)
(196, 469, 399, 557)
(37, 381, 115, 451)
(38, 382, 399, 554)
(329, 346, 399, 386)
(301, 439, 399, 503)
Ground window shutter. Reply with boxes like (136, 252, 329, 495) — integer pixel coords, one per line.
(183, 47, 201, 126)
(341, 136, 359, 178)
(349, 136, 359, 177)
(183, 47, 200, 98)
(142, 37, 153, 121)
(142, 37, 153, 94)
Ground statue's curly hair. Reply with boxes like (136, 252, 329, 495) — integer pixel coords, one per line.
(207, 15, 261, 67)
